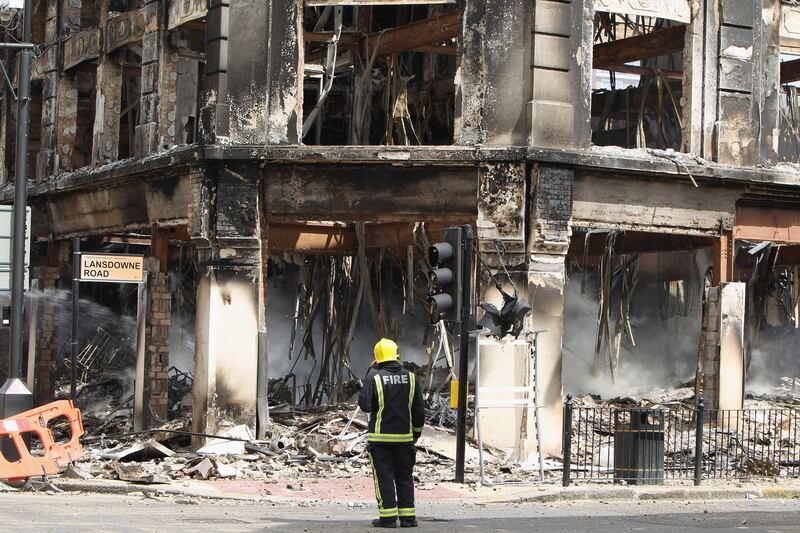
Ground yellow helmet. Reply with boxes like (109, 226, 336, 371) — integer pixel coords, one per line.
(373, 338, 399, 364)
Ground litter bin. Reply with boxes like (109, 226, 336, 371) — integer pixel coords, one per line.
(614, 409, 665, 485)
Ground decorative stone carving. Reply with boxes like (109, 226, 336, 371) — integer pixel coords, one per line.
(594, 0, 691, 24)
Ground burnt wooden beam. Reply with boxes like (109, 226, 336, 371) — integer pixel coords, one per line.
(593, 25, 686, 70)
(305, 32, 359, 45)
(305, 11, 458, 64)
(411, 44, 457, 56)
(363, 10, 458, 57)
(602, 63, 682, 80)
(781, 58, 800, 85)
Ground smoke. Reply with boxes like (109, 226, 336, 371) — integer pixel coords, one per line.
(746, 325, 800, 396)
(741, 267, 800, 396)
(169, 311, 195, 374)
(562, 250, 709, 399)
(36, 289, 137, 374)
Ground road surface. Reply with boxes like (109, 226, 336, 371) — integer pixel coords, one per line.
(1, 492, 799, 532)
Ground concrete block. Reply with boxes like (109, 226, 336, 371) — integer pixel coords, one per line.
(534, 0, 572, 37)
(720, 0, 754, 28)
(720, 26, 754, 52)
(141, 33, 159, 65)
(718, 58, 753, 93)
(529, 100, 575, 148)
(532, 68, 573, 104)
(532, 34, 573, 70)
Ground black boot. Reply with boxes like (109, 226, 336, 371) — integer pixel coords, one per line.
(371, 518, 397, 528)
(400, 517, 418, 528)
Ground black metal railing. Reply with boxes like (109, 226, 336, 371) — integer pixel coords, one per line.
(563, 395, 800, 486)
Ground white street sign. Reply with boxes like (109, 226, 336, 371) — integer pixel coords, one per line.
(0, 205, 31, 292)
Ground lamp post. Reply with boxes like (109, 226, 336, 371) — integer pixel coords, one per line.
(0, 0, 35, 424)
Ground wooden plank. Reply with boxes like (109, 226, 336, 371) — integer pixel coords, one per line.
(593, 25, 686, 70)
(411, 44, 457, 56)
(781, 58, 800, 85)
(63, 29, 101, 72)
(601, 63, 682, 79)
(363, 10, 458, 57)
(306, 11, 458, 63)
(712, 231, 733, 285)
(304, 32, 359, 45)
(168, 0, 207, 30)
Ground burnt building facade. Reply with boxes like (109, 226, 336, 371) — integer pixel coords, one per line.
(2, 0, 800, 456)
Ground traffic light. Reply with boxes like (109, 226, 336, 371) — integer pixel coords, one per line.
(427, 227, 463, 323)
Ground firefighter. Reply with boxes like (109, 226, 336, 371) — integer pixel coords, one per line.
(358, 338, 425, 528)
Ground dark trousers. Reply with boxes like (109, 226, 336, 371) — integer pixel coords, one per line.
(367, 443, 417, 520)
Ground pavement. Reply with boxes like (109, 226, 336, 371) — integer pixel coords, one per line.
(30, 475, 800, 505)
(1, 492, 800, 532)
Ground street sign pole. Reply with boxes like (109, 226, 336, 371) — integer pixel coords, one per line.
(71, 238, 80, 402)
(0, 0, 34, 421)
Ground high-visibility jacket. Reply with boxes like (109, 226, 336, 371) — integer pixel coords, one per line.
(358, 361, 425, 444)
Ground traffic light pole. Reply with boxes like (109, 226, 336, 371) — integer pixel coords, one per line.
(0, 0, 35, 421)
(454, 224, 473, 483)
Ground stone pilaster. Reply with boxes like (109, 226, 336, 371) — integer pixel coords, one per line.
(189, 163, 265, 444)
(137, 0, 180, 156)
(199, 0, 230, 143)
(37, 0, 60, 179)
(475, 163, 573, 458)
(225, 0, 302, 144)
(91, 2, 122, 163)
(710, 0, 780, 166)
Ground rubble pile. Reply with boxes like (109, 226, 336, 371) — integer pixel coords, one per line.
(64, 398, 539, 487)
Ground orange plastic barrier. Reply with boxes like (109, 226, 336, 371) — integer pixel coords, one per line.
(0, 400, 84, 482)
